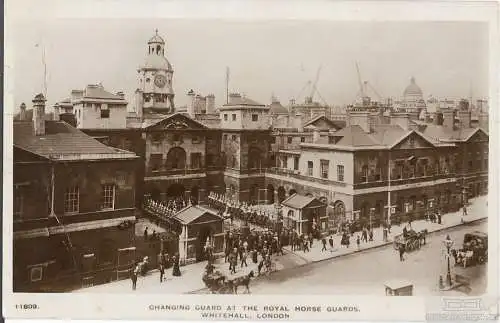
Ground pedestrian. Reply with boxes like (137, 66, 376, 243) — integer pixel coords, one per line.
(362, 229, 367, 243)
(257, 254, 264, 275)
(356, 235, 360, 249)
(172, 253, 181, 277)
(383, 227, 388, 242)
(159, 260, 165, 283)
(321, 237, 327, 252)
(240, 248, 248, 267)
(131, 265, 139, 290)
(144, 227, 149, 241)
(229, 248, 237, 274)
(329, 235, 334, 250)
(369, 229, 373, 242)
(398, 243, 405, 262)
(303, 239, 310, 252)
(437, 210, 442, 224)
(309, 235, 314, 248)
(252, 249, 258, 264)
(461, 205, 467, 223)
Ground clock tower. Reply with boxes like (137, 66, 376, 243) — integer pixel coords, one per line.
(136, 30, 175, 116)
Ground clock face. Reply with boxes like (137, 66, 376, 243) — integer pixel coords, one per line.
(154, 74, 167, 88)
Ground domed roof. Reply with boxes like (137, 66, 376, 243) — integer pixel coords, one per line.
(143, 54, 172, 71)
(148, 30, 165, 44)
(403, 77, 423, 98)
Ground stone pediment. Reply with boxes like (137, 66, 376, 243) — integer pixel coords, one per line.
(467, 129, 488, 143)
(391, 131, 435, 150)
(147, 113, 207, 131)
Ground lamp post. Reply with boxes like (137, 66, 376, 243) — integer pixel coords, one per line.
(443, 235, 454, 286)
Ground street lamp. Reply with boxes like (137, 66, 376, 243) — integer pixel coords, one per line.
(443, 235, 454, 286)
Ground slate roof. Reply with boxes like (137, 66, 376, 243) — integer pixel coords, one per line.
(333, 126, 380, 146)
(282, 194, 319, 209)
(14, 120, 137, 160)
(302, 115, 339, 130)
(269, 101, 288, 114)
(223, 95, 266, 107)
(420, 124, 485, 142)
(84, 85, 124, 100)
(173, 205, 221, 224)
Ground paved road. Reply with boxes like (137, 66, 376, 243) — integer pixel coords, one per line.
(245, 220, 487, 296)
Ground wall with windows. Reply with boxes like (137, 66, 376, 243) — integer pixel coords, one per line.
(75, 102, 128, 129)
(299, 148, 354, 184)
(220, 108, 270, 130)
(54, 160, 137, 216)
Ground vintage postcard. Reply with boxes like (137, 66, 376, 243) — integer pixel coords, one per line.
(3, 0, 499, 321)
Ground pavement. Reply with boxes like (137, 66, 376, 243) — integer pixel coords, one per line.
(246, 220, 488, 296)
(285, 195, 487, 263)
(75, 195, 487, 294)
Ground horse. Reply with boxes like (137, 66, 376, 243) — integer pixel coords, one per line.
(418, 229, 428, 245)
(232, 270, 255, 294)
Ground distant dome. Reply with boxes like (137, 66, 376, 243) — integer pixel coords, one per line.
(143, 55, 172, 71)
(403, 77, 423, 101)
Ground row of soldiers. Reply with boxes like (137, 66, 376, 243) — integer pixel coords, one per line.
(144, 197, 189, 219)
(208, 192, 278, 229)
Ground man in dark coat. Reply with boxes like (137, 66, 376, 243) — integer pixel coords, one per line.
(399, 243, 405, 262)
(321, 237, 327, 252)
(329, 235, 334, 249)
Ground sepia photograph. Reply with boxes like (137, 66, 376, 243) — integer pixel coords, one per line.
(3, 0, 499, 321)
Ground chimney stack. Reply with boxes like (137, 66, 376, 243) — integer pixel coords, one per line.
(19, 103, 27, 121)
(348, 108, 371, 133)
(134, 88, 144, 120)
(457, 110, 471, 129)
(206, 94, 215, 114)
(32, 93, 46, 136)
(478, 113, 489, 132)
(390, 111, 411, 131)
(186, 89, 196, 117)
(53, 103, 60, 121)
(442, 109, 455, 129)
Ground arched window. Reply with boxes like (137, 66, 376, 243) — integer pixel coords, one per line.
(361, 165, 369, 182)
(166, 147, 186, 170)
(156, 45, 161, 54)
(287, 210, 294, 218)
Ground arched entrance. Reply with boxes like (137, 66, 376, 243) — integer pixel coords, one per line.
(167, 183, 185, 199)
(166, 147, 186, 170)
(196, 226, 213, 262)
(267, 184, 275, 204)
(190, 186, 199, 205)
(277, 186, 286, 203)
(333, 200, 346, 224)
(289, 189, 297, 196)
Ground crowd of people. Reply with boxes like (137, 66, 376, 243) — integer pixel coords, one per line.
(208, 192, 279, 229)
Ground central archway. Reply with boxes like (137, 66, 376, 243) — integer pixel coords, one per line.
(166, 147, 186, 170)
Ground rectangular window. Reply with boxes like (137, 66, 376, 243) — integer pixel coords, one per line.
(287, 136, 293, 144)
(100, 109, 110, 118)
(14, 187, 24, 220)
(223, 134, 228, 142)
(231, 135, 237, 141)
(307, 161, 314, 176)
(30, 266, 43, 282)
(337, 165, 345, 182)
(270, 137, 276, 144)
(224, 114, 228, 121)
(320, 160, 329, 179)
(252, 114, 258, 121)
(64, 186, 79, 214)
(300, 137, 305, 143)
(192, 135, 201, 144)
(101, 184, 115, 210)
(149, 153, 163, 171)
(328, 136, 336, 144)
(191, 153, 202, 169)
(232, 114, 236, 121)
(95, 103, 102, 109)
(294, 156, 299, 170)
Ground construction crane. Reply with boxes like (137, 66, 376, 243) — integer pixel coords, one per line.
(309, 65, 322, 101)
(356, 61, 365, 99)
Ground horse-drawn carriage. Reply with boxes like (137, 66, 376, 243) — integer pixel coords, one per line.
(202, 265, 235, 294)
(393, 229, 428, 252)
(452, 231, 487, 268)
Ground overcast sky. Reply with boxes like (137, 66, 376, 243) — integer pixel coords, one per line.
(9, 19, 489, 111)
